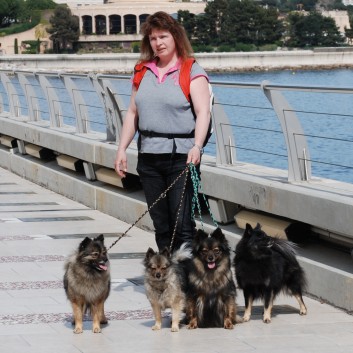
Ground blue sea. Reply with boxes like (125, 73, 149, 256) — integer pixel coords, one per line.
(207, 68, 353, 184)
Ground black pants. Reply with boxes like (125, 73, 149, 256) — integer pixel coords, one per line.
(137, 153, 199, 252)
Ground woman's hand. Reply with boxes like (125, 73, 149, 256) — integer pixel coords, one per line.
(114, 149, 128, 178)
(187, 144, 202, 166)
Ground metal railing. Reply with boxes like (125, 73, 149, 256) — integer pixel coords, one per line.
(0, 69, 352, 183)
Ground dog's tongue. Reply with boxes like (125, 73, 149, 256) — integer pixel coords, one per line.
(98, 263, 108, 271)
(208, 262, 216, 269)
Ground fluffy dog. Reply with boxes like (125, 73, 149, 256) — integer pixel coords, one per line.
(186, 228, 237, 329)
(143, 244, 191, 332)
(234, 223, 307, 323)
(64, 234, 110, 333)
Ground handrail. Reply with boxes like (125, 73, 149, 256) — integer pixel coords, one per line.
(0, 69, 352, 183)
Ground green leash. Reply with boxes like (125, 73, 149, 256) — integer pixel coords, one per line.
(189, 163, 218, 230)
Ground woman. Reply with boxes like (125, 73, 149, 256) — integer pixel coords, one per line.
(114, 11, 210, 251)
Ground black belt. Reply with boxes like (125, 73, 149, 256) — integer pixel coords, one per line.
(139, 129, 195, 139)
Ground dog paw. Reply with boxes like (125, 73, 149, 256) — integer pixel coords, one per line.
(235, 315, 244, 323)
(152, 324, 161, 330)
(300, 308, 307, 316)
(243, 315, 251, 322)
(73, 327, 83, 334)
(224, 320, 234, 330)
(171, 326, 179, 332)
(263, 317, 272, 324)
(93, 327, 102, 333)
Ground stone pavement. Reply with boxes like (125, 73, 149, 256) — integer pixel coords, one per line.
(0, 166, 352, 353)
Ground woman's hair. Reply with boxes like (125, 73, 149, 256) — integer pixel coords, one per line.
(139, 11, 194, 62)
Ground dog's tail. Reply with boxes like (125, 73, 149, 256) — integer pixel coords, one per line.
(172, 243, 192, 264)
(272, 238, 298, 262)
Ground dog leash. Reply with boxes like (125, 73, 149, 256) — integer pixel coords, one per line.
(107, 165, 190, 252)
(189, 163, 218, 230)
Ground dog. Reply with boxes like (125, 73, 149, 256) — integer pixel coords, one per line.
(186, 228, 237, 329)
(64, 234, 111, 333)
(234, 223, 307, 323)
(143, 244, 191, 332)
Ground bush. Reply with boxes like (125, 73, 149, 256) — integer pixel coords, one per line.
(218, 44, 234, 52)
(192, 44, 214, 53)
(132, 42, 140, 53)
(258, 44, 278, 51)
(234, 43, 257, 52)
(1, 11, 41, 36)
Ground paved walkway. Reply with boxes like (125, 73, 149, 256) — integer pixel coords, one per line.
(0, 167, 352, 353)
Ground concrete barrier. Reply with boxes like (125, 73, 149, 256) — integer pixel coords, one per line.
(1, 49, 353, 73)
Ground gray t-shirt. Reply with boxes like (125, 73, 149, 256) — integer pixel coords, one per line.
(135, 60, 208, 154)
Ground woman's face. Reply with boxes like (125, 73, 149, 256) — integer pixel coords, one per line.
(149, 29, 177, 61)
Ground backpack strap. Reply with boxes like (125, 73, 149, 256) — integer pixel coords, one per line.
(179, 57, 196, 102)
(132, 62, 148, 90)
(133, 58, 196, 99)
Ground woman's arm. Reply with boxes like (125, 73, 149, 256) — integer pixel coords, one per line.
(187, 75, 210, 165)
(114, 89, 139, 178)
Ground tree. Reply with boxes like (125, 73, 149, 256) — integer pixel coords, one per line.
(191, 0, 282, 47)
(178, 10, 196, 41)
(25, 0, 56, 11)
(47, 5, 79, 53)
(0, 0, 22, 27)
(286, 12, 344, 47)
(344, 8, 353, 45)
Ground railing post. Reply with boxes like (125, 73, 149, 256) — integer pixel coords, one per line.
(212, 97, 237, 165)
(61, 75, 90, 134)
(92, 75, 126, 143)
(17, 73, 41, 122)
(37, 74, 63, 128)
(261, 80, 311, 182)
(0, 72, 21, 118)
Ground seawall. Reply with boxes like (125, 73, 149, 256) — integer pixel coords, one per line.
(1, 48, 353, 73)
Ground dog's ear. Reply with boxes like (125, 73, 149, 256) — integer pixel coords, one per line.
(211, 227, 226, 242)
(244, 223, 253, 236)
(254, 223, 262, 231)
(194, 229, 208, 242)
(192, 229, 208, 254)
(79, 237, 92, 251)
(145, 247, 155, 260)
(160, 247, 171, 258)
(95, 234, 104, 243)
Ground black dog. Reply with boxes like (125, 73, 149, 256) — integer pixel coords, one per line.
(186, 228, 237, 329)
(234, 223, 307, 323)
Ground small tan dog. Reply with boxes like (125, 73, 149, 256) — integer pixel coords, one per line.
(143, 245, 191, 332)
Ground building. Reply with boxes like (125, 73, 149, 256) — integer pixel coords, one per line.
(68, 1, 206, 50)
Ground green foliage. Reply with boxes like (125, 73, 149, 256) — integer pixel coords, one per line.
(0, 0, 55, 28)
(179, 0, 282, 49)
(132, 42, 140, 53)
(47, 5, 79, 53)
(218, 44, 234, 52)
(191, 44, 214, 52)
(0, 18, 40, 36)
(234, 42, 257, 51)
(286, 12, 345, 47)
(258, 43, 278, 51)
(0, 0, 22, 27)
(25, 0, 56, 10)
(263, 0, 317, 11)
